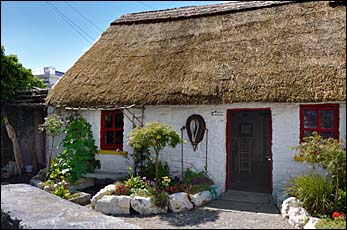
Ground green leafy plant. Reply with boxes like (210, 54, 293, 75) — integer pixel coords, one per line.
(59, 114, 100, 183)
(285, 172, 334, 215)
(183, 168, 209, 185)
(292, 132, 346, 211)
(53, 185, 72, 199)
(150, 189, 169, 209)
(38, 114, 63, 169)
(142, 160, 170, 180)
(337, 188, 346, 214)
(128, 122, 182, 189)
(125, 174, 148, 193)
(48, 155, 71, 181)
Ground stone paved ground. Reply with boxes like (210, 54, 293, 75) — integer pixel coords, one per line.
(114, 206, 297, 229)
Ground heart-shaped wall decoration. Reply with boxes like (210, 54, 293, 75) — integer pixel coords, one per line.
(186, 114, 206, 151)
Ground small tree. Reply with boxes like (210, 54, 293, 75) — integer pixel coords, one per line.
(128, 122, 182, 189)
(39, 114, 63, 169)
(292, 132, 346, 211)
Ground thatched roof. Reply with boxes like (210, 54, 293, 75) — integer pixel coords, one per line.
(46, 1, 346, 107)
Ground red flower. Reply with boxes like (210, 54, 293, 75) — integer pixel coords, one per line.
(332, 211, 344, 219)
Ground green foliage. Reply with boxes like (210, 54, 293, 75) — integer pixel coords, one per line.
(128, 122, 182, 188)
(1, 45, 46, 100)
(292, 132, 346, 211)
(142, 160, 170, 180)
(191, 183, 212, 194)
(316, 217, 346, 229)
(48, 114, 100, 184)
(48, 153, 71, 181)
(38, 115, 63, 137)
(39, 114, 64, 169)
(53, 185, 72, 199)
(285, 172, 335, 215)
(150, 190, 169, 209)
(124, 173, 149, 194)
(337, 188, 346, 213)
(183, 168, 208, 185)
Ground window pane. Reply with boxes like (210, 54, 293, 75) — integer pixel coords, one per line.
(304, 110, 317, 128)
(115, 113, 124, 128)
(304, 131, 314, 137)
(105, 131, 114, 144)
(105, 114, 113, 128)
(320, 131, 334, 139)
(320, 110, 334, 128)
(116, 131, 123, 144)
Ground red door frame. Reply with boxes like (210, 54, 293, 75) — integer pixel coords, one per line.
(225, 108, 273, 193)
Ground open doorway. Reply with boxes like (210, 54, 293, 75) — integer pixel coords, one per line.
(226, 108, 272, 193)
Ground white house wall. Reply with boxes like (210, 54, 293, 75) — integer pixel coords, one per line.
(47, 102, 346, 201)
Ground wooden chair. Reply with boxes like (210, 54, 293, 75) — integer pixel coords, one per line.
(237, 137, 254, 176)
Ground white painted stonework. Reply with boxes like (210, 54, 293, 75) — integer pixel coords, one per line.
(48, 101, 346, 204)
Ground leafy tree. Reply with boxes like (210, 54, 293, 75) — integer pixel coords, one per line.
(292, 132, 346, 211)
(1, 45, 46, 100)
(38, 114, 63, 169)
(128, 122, 182, 189)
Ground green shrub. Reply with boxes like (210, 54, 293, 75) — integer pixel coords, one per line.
(130, 188, 152, 197)
(60, 114, 100, 183)
(285, 172, 334, 215)
(337, 188, 346, 213)
(292, 133, 346, 210)
(125, 174, 148, 193)
(316, 217, 346, 229)
(142, 161, 170, 180)
(53, 185, 72, 199)
(150, 190, 169, 209)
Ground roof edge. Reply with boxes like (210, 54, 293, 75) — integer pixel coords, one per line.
(111, 1, 297, 26)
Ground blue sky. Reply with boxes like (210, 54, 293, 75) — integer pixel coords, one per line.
(1, 1, 220, 72)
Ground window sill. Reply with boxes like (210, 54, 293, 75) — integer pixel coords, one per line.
(97, 150, 128, 156)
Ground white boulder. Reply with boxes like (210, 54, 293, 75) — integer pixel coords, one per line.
(190, 191, 212, 207)
(91, 184, 117, 208)
(95, 195, 131, 215)
(303, 217, 321, 229)
(168, 192, 193, 212)
(288, 207, 310, 228)
(130, 196, 167, 215)
(281, 197, 303, 218)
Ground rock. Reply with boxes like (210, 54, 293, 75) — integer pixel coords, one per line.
(30, 178, 42, 188)
(304, 217, 321, 229)
(1, 184, 140, 229)
(74, 177, 95, 190)
(68, 192, 91, 206)
(190, 191, 212, 207)
(95, 195, 131, 215)
(43, 185, 51, 192)
(90, 184, 117, 208)
(168, 192, 193, 212)
(288, 207, 310, 228)
(130, 196, 167, 215)
(281, 197, 303, 218)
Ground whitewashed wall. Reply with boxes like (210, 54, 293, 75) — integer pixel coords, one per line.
(48, 101, 346, 201)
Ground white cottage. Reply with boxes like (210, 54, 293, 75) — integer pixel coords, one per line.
(45, 1, 346, 204)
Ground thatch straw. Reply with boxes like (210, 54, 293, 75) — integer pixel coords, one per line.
(46, 1, 346, 107)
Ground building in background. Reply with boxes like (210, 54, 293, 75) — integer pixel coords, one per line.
(32, 67, 64, 88)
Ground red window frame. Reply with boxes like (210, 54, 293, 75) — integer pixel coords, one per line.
(299, 104, 339, 142)
(100, 110, 124, 150)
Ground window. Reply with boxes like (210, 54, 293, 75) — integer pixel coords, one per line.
(100, 110, 124, 150)
(300, 104, 339, 141)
